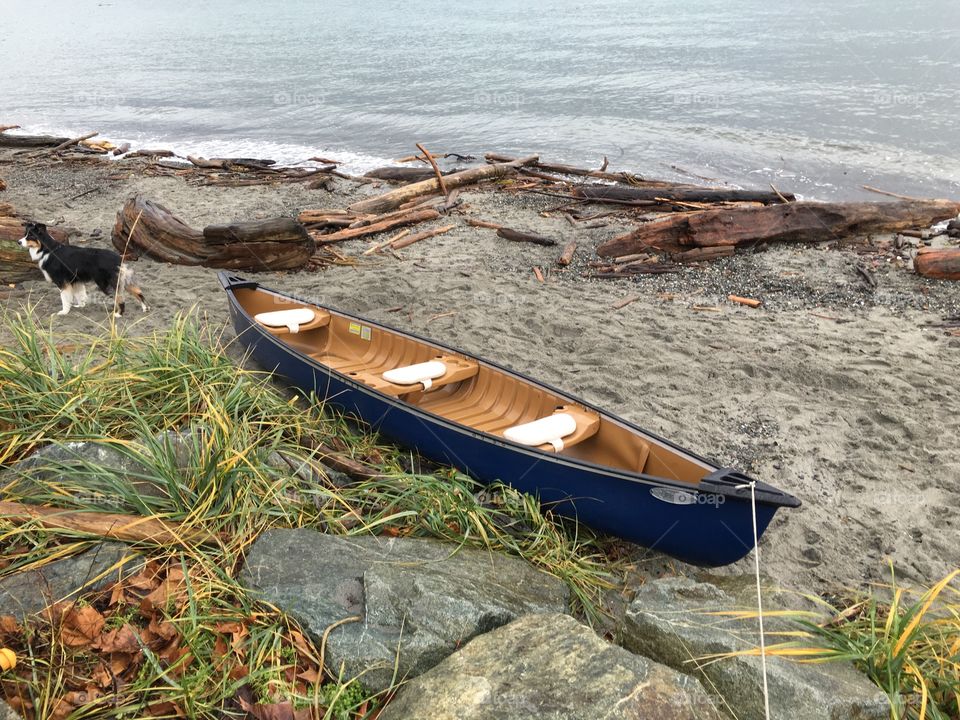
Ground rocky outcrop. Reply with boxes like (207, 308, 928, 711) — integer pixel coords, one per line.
(381, 613, 723, 720)
(3, 441, 165, 503)
(240, 529, 569, 692)
(0, 542, 140, 619)
(622, 577, 888, 720)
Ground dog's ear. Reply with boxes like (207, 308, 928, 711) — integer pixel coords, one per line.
(23, 221, 46, 234)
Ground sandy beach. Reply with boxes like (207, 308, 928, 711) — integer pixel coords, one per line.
(2, 152, 958, 595)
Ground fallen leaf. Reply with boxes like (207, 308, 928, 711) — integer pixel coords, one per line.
(61, 605, 105, 647)
(97, 624, 140, 654)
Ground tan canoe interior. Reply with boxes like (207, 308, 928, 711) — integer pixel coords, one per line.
(236, 287, 710, 485)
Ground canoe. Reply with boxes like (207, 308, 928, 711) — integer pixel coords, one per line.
(220, 273, 800, 566)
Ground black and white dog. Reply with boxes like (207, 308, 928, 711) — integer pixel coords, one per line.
(18, 221, 147, 317)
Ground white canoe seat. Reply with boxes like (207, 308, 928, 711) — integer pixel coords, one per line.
(346, 354, 479, 396)
(502, 405, 601, 452)
(255, 307, 331, 335)
(382, 360, 447, 390)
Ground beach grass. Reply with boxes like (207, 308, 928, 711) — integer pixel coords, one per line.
(724, 567, 960, 720)
(0, 309, 616, 718)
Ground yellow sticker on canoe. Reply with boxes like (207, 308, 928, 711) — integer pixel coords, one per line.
(349, 322, 372, 341)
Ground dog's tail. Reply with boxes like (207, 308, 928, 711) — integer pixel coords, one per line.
(119, 264, 148, 312)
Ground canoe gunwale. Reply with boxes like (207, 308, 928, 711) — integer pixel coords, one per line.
(219, 273, 800, 510)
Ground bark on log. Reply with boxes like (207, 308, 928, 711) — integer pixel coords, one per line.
(112, 195, 314, 270)
(347, 155, 539, 215)
(484, 153, 678, 187)
(496, 228, 557, 246)
(915, 247, 960, 280)
(0, 501, 219, 547)
(598, 200, 960, 257)
(0, 133, 70, 148)
(364, 167, 458, 183)
(315, 208, 441, 244)
(573, 184, 793, 205)
(0, 178, 6, 192)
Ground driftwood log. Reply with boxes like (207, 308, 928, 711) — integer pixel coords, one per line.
(347, 155, 538, 215)
(915, 248, 960, 280)
(598, 200, 960, 257)
(496, 227, 557, 246)
(573, 184, 794, 206)
(0, 217, 71, 283)
(0, 132, 71, 148)
(364, 167, 460, 183)
(112, 195, 315, 270)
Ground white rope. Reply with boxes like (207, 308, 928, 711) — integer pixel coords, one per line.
(738, 480, 771, 720)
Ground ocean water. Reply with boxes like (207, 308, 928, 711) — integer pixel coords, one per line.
(1, 0, 958, 199)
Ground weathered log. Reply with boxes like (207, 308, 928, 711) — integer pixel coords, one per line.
(915, 247, 960, 280)
(0, 178, 5, 192)
(672, 246, 735, 263)
(496, 228, 557, 247)
(0, 132, 70, 148)
(315, 208, 441, 244)
(124, 149, 175, 158)
(484, 153, 679, 186)
(0, 203, 15, 216)
(598, 200, 960, 257)
(0, 500, 219, 547)
(364, 166, 460, 183)
(112, 195, 314, 270)
(391, 223, 456, 249)
(348, 155, 538, 215)
(0, 218, 71, 283)
(573, 184, 793, 205)
(557, 241, 577, 265)
(113, 143, 131, 156)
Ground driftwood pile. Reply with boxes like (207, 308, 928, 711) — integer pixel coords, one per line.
(112, 196, 316, 271)
(3, 124, 959, 280)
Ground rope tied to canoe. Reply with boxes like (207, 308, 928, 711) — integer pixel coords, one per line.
(737, 479, 771, 720)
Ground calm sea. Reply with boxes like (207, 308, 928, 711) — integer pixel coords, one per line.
(2, 0, 958, 199)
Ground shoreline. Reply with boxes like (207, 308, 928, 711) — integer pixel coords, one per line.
(1, 140, 959, 595)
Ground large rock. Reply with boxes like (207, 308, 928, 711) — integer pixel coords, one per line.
(240, 529, 569, 692)
(3, 441, 165, 504)
(381, 613, 723, 720)
(0, 700, 21, 720)
(622, 577, 888, 720)
(0, 542, 140, 620)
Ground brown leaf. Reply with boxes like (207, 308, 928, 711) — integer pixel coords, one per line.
(251, 701, 297, 720)
(297, 668, 320, 684)
(0, 615, 19, 634)
(97, 624, 140, 654)
(61, 605, 105, 647)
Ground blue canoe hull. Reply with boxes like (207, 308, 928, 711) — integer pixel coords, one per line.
(221, 274, 796, 566)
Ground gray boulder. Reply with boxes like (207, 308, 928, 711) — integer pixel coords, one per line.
(381, 613, 723, 720)
(240, 529, 569, 692)
(622, 577, 888, 720)
(3, 441, 165, 504)
(0, 542, 141, 619)
(0, 700, 21, 720)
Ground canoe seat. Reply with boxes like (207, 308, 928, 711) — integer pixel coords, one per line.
(346, 355, 479, 396)
(255, 307, 331, 335)
(502, 405, 600, 452)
